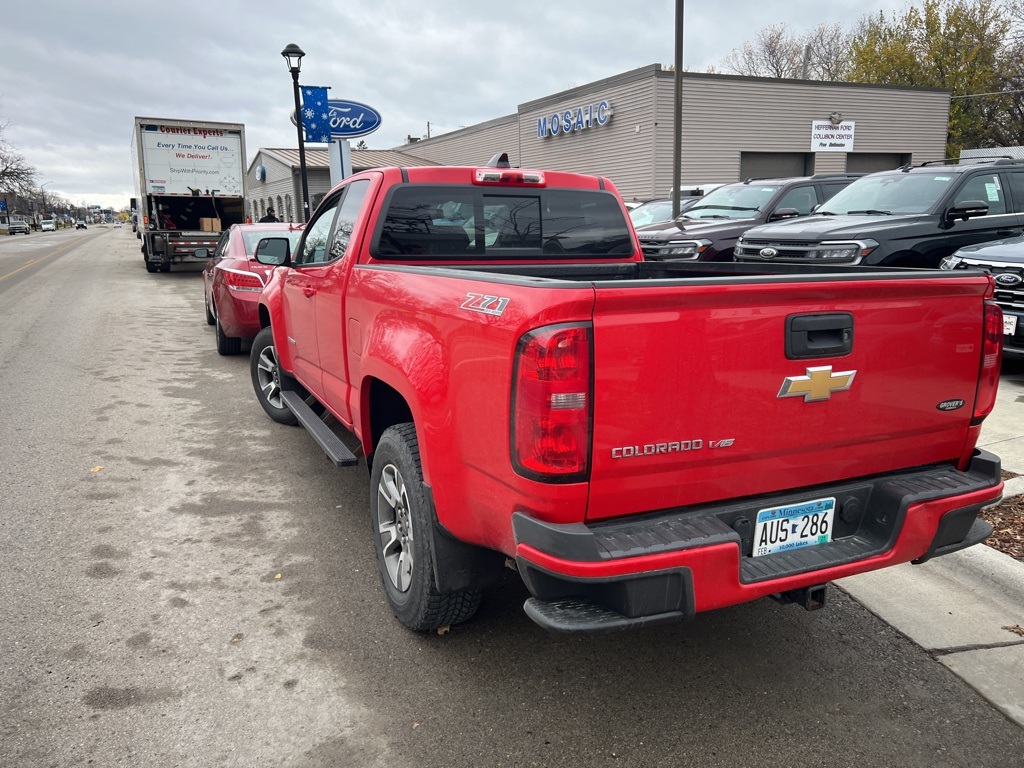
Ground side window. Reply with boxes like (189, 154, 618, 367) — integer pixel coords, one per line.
(295, 197, 341, 265)
(775, 185, 819, 215)
(214, 231, 231, 258)
(1006, 171, 1024, 213)
(820, 182, 850, 202)
(953, 174, 1006, 215)
(328, 180, 371, 261)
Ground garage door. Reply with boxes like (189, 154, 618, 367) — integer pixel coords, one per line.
(846, 153, 910, 173)
(740, 152, 814, 180)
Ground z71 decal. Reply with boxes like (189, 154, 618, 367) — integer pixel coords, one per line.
(461, 293, 511, 317)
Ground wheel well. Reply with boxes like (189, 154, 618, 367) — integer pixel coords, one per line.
(367, 379, 414, 459)
(258, 305, 272, 329)
(880, 250, 932, 268)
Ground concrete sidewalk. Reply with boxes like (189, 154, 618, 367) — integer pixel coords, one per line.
(838, 363, 1024, 728)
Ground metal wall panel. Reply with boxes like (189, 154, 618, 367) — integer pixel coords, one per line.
(387, 67, 951, 205)
(389, 115, 521, 168)
(655, 73, 949, 194)
(517, 67, 658, 202)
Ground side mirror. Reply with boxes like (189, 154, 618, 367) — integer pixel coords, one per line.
(193, 247, 210, 260)
(255, 237, 292, 266)
(947, 200, 989, 222)
(769, 207, 801, 222)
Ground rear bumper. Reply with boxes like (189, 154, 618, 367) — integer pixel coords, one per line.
(513, 450, 1002, 632)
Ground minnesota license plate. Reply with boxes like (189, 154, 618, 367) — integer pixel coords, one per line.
(1005, 314, 1018, 336)
(753, 497, 835, 557)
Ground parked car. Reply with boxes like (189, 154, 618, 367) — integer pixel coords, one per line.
(635, 174, 861, 261)
(201, 222, 304, 355)
(941, 234, 1024, 359)
(75, 221, 87, 230)
(6, 221, 30, 235)
(628, 185, 725, 228)
(734, 158, 1024, 267)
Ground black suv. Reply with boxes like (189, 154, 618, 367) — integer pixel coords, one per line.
(633, 174, 861, 261)
(734, 158, 1024, 268)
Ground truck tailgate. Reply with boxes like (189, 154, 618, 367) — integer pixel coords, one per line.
(586, 274, 991, 521)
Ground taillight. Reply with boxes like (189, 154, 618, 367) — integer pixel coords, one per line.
(225, 269, 264, 292)
(971, 301, 1003, 425)
(512, 323, 592, 481)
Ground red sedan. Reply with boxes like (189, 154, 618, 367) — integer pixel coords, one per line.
(202, 223, 304, 355)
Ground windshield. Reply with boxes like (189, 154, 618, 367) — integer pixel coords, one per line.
(629, 200, 675, 227)
(374, 186, 633, 259)
(684, 183, 781, 220)
(242, 229, 302, 255)
(818, 173, 956, 215)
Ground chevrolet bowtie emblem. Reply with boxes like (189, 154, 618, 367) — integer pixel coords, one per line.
(778, 366, 857, 402)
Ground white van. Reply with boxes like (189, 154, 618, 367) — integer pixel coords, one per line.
(40, 219, 56, 231)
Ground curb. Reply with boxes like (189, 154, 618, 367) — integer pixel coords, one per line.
(999, 475, 1024, 502)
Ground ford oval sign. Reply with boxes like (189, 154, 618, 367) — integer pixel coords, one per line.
(326, 100, 382, 139)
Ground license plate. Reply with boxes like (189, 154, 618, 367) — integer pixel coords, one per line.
(1006, 314, 1018, 336)
(753, 497, 835, 557)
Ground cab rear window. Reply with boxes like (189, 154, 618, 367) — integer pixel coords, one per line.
(372, 186, 633, 259)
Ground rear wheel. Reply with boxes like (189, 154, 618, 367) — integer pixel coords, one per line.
(204, 291, 215, 325)
(250, 327, 298, 425)
(370, 423, 483, 631)
(215, 314, 241, 355)
(145, 261, 157, 273)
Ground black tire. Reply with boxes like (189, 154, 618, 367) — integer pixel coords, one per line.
(370, 423, 483, 631)
(215, 314, 241, 355)
(204, 292, 215, 326)
(159, 262, 171, 273)
(145, 261, 157, 273)
(250, 327, 298, 425)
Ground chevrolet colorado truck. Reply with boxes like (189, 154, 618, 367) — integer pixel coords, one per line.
(248, 157, 1005, 634)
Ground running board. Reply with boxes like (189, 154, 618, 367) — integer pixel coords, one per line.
(280, 391, 359, 467)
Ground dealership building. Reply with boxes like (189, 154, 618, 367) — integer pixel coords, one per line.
(389, 65, 951, 201)
(247, 64, 951, 217)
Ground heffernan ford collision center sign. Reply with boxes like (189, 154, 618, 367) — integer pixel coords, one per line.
(811, 120, 855, 152)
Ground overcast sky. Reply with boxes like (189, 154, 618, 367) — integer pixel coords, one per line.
(4, 0, 910, 211)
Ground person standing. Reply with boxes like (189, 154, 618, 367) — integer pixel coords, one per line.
(259, 207, 279, 223)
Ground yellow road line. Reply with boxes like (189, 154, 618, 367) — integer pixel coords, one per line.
(0, 237, 89, 282)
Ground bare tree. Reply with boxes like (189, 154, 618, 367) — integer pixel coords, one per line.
(722, 24, 804, 78)
(0, 117, 37, 195)
(803, 23, 855, 80)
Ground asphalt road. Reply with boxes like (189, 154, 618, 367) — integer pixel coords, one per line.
(2, 229, 1023, 768)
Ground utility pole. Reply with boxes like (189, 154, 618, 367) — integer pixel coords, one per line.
(671, 0, 684, 218)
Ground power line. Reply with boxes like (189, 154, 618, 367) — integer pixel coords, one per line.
(950, 88, 1024, 99)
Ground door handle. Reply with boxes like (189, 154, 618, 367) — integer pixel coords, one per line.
(303, 287, 316, 298)
(786, 312, 854, 359)
(996, 228, 1021, 237)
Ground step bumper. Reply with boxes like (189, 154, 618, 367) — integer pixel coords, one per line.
(513, 451, 1003, 633)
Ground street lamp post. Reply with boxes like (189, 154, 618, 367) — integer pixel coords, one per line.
(40, 181, 52, 228)
(282, 43, 311, 223)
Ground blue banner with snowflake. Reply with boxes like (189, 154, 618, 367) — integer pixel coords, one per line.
(300, 86, 331, 143)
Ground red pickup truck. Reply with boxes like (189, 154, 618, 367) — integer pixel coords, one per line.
(249, 157, 1005, 633)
